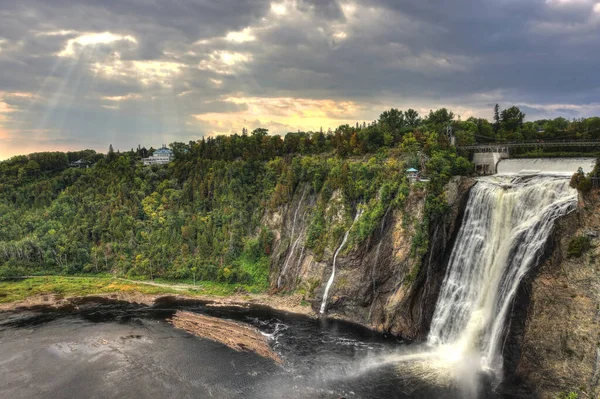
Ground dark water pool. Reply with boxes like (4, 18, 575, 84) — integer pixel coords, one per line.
(0, 301, 502, 398)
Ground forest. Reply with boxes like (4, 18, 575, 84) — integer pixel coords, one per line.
(1, 105, 598, 289)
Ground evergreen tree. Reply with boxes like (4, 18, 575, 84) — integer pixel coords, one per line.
(107, 144, 117, 163)
(493, 104, 500, 133)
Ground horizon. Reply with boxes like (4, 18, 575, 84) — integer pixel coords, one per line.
(1, 106, 598, 161)
(1, 0, 600, 160)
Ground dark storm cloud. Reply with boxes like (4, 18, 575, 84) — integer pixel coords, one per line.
(0, 0, 599, 158)
(297, 0, 346, 20)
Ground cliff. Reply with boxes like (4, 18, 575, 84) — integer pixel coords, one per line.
(268, 174, 600, 397)
(265, 176, 475, 339)
(507, 190, 600, 398)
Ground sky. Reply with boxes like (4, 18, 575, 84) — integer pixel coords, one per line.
(0, 0, 599, 159)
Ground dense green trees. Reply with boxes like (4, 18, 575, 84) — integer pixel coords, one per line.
(1, 104, 597, 286)
(479, 105, 600, 146)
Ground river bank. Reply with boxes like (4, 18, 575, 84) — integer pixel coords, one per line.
(0, 276, 314, 317)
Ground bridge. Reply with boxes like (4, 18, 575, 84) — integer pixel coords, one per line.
(458, 140, 600, 152)
(456, 140, 600, 174)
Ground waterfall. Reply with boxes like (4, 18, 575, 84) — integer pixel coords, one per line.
(427, 175, 577, 379)
(320, 207, 364, 315)
(295, 246, 306, 274)
(277, 187, 307, 288)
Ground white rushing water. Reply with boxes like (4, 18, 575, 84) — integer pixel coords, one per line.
(427, 174, 577, 380)
(278, 187, 307, 288)
(320, 208, 364, 315)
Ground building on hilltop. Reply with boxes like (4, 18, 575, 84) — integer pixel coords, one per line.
(69, 159, 91, 168)
(142, 145, 174, 166)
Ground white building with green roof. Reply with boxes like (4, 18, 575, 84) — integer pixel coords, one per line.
(142, 146, 174, 165)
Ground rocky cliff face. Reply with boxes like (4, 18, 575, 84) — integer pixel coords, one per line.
(505, 190, 600, 398)
(267, 174, 600, 397)
(264, 176, 475, 339)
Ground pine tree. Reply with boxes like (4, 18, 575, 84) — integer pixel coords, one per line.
(493, 104, 500, 133)
(107, 144, 116, 163)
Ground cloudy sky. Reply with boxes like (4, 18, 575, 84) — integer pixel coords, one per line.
(0, 0, 599, 159)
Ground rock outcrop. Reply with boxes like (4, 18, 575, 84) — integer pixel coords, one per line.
(265, 176, 475, 339)
(505, 190, 600, 398)
(266, 173, 600, 396)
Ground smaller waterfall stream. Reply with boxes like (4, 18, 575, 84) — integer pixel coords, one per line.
(295, 246, 306, 274)
(278, 187, 307, 288)
(320, 208, 364, 315)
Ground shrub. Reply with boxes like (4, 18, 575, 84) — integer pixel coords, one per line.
(0, 260, 26, 280)
(557, 391, 578, 399)
(567, 236, 591, 258)
(570, 168, 592, 193)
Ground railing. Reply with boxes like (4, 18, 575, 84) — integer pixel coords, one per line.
(459, 140, 600, 151)
(593, 177, 600, 189)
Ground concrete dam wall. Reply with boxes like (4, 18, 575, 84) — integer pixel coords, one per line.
(497, 157, 597, 175)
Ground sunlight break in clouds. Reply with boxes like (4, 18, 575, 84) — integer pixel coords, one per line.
(193, 97, 368, 135)
(58, 32, 137, 57)
(225, 28, 256, 43)
(198, 51, 252, 75)
(270, 1, 289, 16)
(92, 54, 184, 87)
(0, 99, 16, 122)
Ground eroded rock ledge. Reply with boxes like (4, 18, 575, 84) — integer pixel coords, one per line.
(169, 310, 282, 364)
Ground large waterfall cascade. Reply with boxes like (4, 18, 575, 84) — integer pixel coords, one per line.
(426, 174, 577, 379)
(320, 208, 364, 315)
(362, 174, 579, 394)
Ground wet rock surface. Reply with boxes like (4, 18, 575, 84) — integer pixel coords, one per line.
(169, 310, 282, 363)
(506, 190, 600, 398)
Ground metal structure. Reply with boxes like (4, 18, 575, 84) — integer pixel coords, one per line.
(459, 140, 600, 152)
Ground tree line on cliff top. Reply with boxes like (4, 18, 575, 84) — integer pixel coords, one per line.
(0, 106, 598, 286)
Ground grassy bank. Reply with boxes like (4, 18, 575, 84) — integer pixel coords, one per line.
(0, 276, 265, 304)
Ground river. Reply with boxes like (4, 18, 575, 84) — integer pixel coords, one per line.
(0, 301, 501, 399)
